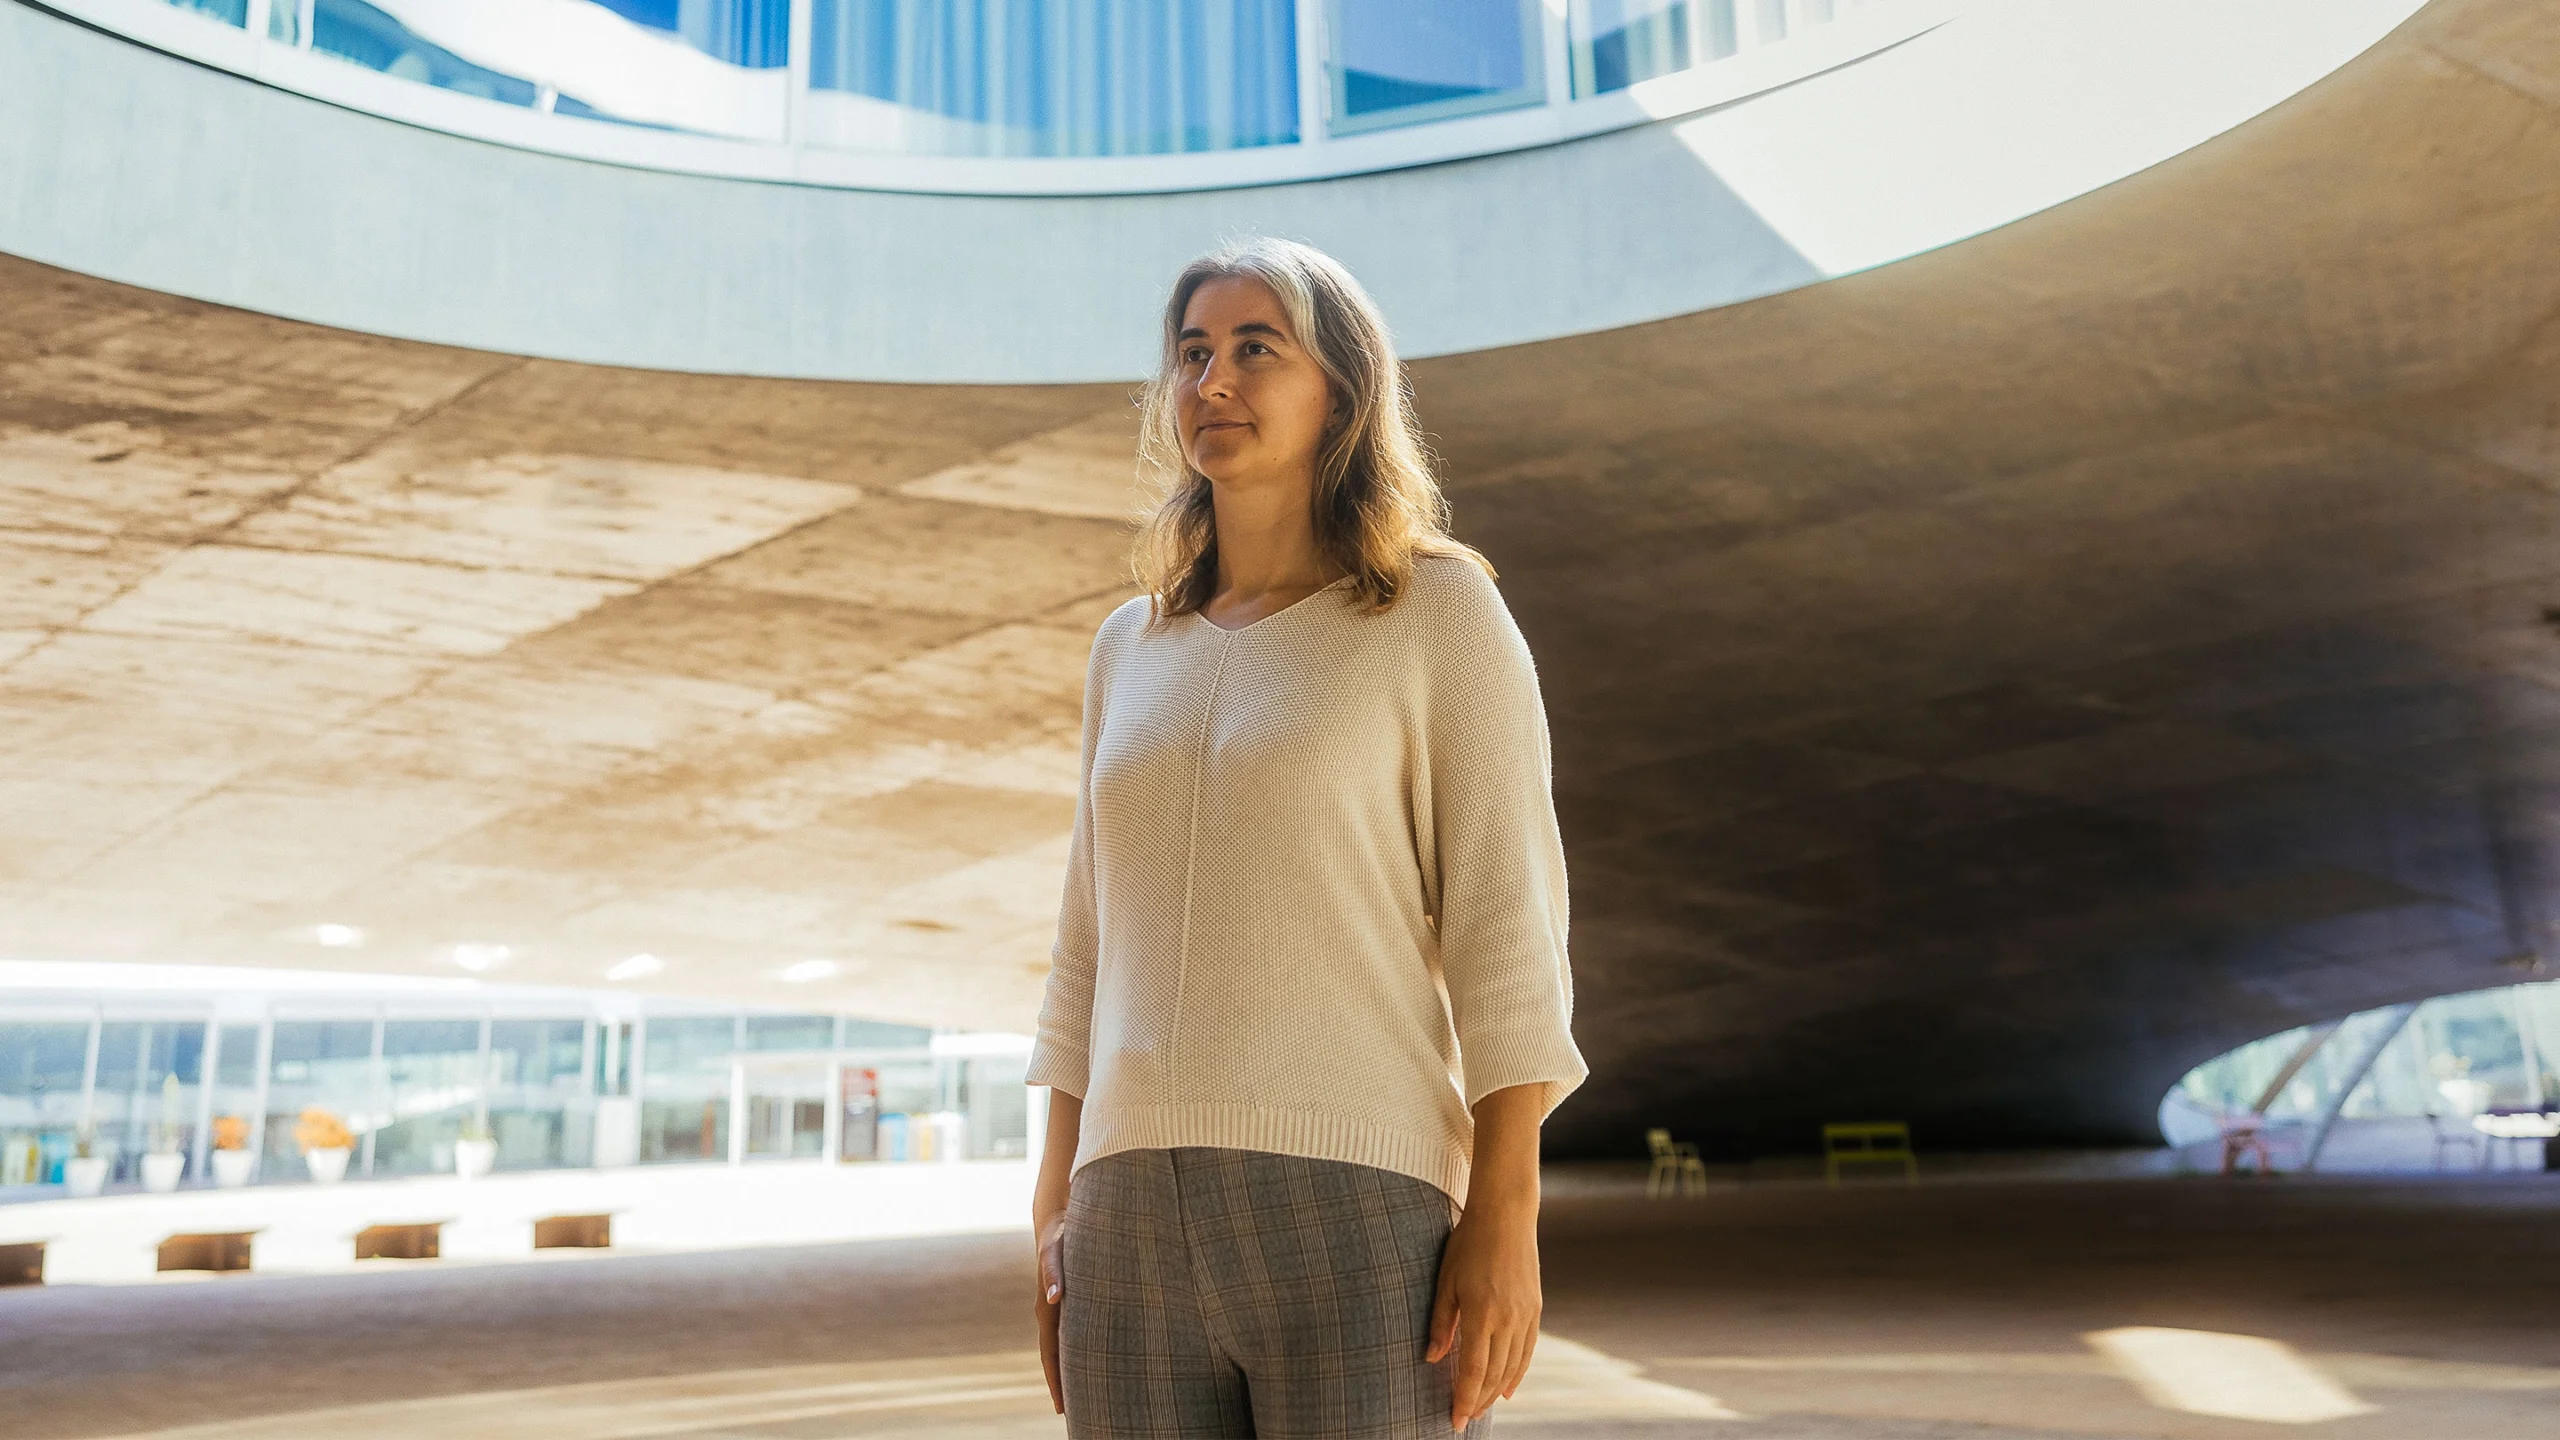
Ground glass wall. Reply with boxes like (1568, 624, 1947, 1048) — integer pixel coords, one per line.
(373, 1018, 483, 1177)
(641, 1015, 736, 1163)
(118, 0, 1884, 174)
(0, 984, 1019, 1191)
(739, 1014, 832, 1159)
(807, 0, 1299, 156)
(268, 0, 794, 139)
(209, 1022, 263, 1181)
(91, 1021, 206, 1185)
(158, 0, 248, 25)
(0, 1022, 90, 1187)
(1327, 0, 1543, 133)
(2174, 979, 2559, 1127)
(264, 1019, 377, 1176)
(489, 1018, 591, 1170)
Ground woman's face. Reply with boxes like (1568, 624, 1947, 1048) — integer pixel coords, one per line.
(1174, 275, 1337, 491)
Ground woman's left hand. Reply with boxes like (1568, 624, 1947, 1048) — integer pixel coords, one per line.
(1424, 1193, 1542, 1428)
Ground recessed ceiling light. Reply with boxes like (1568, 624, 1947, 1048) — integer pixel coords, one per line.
(451, 943, 511, 973)
(313, 923, 364, 948)
(779, 959, 839, 984)
(606, 954, 664, 982)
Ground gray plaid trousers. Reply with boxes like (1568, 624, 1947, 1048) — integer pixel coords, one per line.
(1060, 1146, 1488, 1439)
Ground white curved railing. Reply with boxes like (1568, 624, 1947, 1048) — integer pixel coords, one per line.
(32, 0, 1955, 195)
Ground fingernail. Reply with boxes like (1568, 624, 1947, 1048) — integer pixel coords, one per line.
(1046, 1285, 1060, 1301)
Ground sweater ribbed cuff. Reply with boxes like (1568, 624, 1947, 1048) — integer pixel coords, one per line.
(1025, 1038, 1090, 1098)
(1460, 1024, 1590, 1118)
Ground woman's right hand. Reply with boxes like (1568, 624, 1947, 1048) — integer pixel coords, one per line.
(1035, 1207, 1068, 1413)
(1031, 1088, 1082, 1417)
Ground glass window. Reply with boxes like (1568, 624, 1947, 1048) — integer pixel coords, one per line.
(1327, 0, 1542, 134)
(93, 1021, 207, 1184)
(160, 0, 248, 25)
(869, 1057, 942, 1160)
(285, 0, 794, 138)
(0, 1022, 91, 1187)
(1570, 0, 1688, 96)
(1699, 0, 1739, 61)
(2418, 989, 2528, 1111)
(586, 0, 791, 68)
(489, 1019, 589, 1170)
(265, 1019, 376, 1177)
(492, 1019, 587, 1087)
(744, 1015, 835, 1052)
(806, 0, 1299, 157)
(964, 1054, 1030, 1159)
(842, 1018, 932, 1051)
(214, 1024, 261, 1088)
(373, 1019, 483, 1177)
(641, 1015, 735, 1162)
(207, 1023, 264, 1182)
(308, 0, 543, 108)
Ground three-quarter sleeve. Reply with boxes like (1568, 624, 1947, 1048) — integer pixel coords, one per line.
(1025, 618, 1113, 1098)
(1423, 572, 1590, 1119)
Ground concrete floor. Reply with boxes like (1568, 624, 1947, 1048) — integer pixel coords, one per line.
(4, 1173, 2552, 1439)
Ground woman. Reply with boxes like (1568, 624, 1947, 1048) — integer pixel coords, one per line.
(1028, 237, 1587, 1439)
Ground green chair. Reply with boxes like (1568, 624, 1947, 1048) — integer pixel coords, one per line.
(1646, 1128, 1707, 1197)
(1822, 1122, 1916, 1185)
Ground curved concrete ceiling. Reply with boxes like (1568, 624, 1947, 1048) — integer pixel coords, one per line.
(4, 0, 2556, 1156)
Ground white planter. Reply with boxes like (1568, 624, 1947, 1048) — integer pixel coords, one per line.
(63, 1155, 108, 1198)
(305, 1146, 351, 1184)
(141, 1151, 185, 1193)
(455, 1137, 497, 1181)
(211, 1148, 256, 1188)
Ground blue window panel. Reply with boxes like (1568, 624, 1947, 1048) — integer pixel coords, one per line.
(0, 1023, 90, 1098)
(158, 0, 248, 25)
(809, 0, 1299, 157)
(312, 0, 541, 107)
(1329, 0, 1543, 132)
(1700, 0, 1739, 61)
(585, 0, 792, 69)
(1573, 0, 1690, 97)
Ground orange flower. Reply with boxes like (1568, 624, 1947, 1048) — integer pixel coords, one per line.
(292, 1107, 353, 1154)
(211, 1115, 251, 1152)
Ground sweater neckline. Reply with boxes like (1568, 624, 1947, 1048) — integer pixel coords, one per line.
(1192, 575, 1354, 636)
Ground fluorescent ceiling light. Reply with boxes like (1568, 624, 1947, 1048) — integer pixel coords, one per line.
(606, 954, 664, 982)
(313, 923, 365, 948)
(452, 943, 512, 973)
(779, 959, 838, 984)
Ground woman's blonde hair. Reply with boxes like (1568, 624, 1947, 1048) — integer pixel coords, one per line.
(1133, 237, 1491, 620)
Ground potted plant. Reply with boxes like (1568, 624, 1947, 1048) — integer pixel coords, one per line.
(141, 1074, 187, 1193)
(210, 1115, 256, 1188)
(294, 1107, 354, 1184)
(62, 1122, 108, 1198)
(455, 1112, 497, 1181)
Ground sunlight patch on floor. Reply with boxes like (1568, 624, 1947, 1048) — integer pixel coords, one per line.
(2086, 1326, 2375, 1424)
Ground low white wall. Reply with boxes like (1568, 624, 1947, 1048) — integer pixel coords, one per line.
(0, 1159, 1033, 1284)
(0, 0, 2425, 383)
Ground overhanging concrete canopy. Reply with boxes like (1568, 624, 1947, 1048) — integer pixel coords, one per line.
(5, 0, 2558, 1154)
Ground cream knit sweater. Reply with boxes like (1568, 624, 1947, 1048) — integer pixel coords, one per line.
(1027, 554, 1588, 1205)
